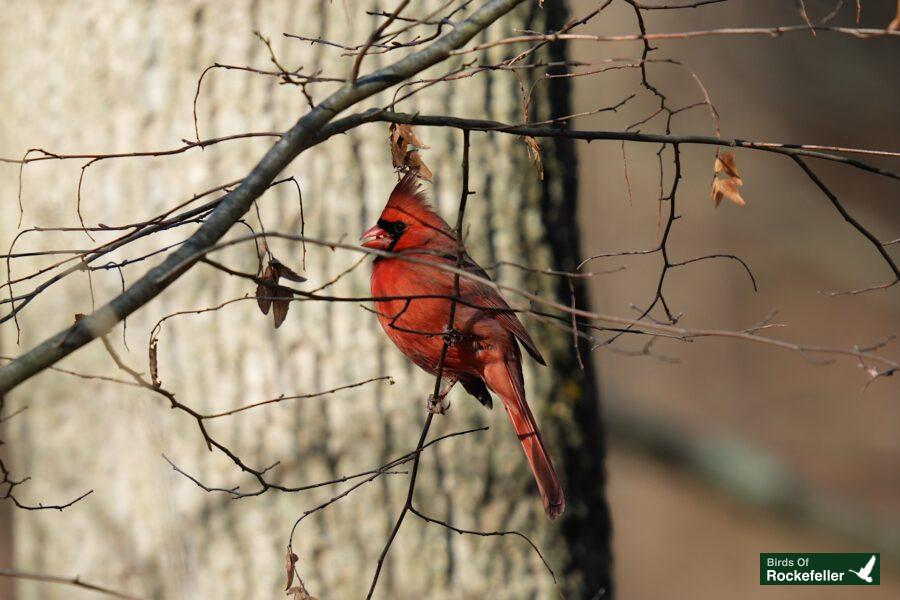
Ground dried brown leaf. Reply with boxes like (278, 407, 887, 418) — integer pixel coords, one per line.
(256, 283, 273, 314)
(284, 550, 317, 600)
(522, 135, 544, 180)
(711, 177, 746, 208)
(389, 123, 433, 180)
(272, 286, 292, 329)
(714, 151, 740, 180)
(284, 548, 298, 591)
(406, 151, 433, 181)
(711, 151, 746, 207)
(270, 258, 307, 283)
(711, 180, 724, 208)
(256, 264, 277, 315)
(286, 586, 316, 600)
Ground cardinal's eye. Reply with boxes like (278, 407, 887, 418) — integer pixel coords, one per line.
(377, 219, 406, 238)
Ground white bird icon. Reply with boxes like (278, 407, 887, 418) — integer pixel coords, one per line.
(848, 555, 877, 583)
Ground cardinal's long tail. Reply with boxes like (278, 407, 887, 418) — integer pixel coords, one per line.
(484, 356, 565, 519)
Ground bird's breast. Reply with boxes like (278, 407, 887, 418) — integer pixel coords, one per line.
(370, 258, 485, 376)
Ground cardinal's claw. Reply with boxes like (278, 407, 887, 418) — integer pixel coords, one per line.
(426, 393, 450, 415)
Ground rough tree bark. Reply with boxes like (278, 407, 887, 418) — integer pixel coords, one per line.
(0, 2, 610, 598)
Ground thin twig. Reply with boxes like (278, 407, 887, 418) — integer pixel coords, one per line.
(350, 0, 411, 83)
(0, 568, 142, 600)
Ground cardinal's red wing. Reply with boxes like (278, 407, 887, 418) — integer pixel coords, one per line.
(454, 253, 547, 366)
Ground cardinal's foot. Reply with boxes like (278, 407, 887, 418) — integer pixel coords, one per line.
(426, 393, 450, 415)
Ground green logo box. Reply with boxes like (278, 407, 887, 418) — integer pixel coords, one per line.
(760, 553, 880, 585)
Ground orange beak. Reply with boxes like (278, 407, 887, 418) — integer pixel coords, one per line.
(361, 224, 391, 250)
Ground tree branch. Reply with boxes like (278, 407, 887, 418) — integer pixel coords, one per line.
(0, 568, 142, 600)
(363, 110, 900, 180)
(0, 0, 527, 395)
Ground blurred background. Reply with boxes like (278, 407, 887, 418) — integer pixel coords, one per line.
(570, 0, 900, 598)
(1, 1, 898, 599)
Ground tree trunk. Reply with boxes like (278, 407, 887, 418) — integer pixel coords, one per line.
(0, 2, 610, 598)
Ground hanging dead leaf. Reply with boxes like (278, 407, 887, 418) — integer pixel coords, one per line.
(272, 286, 292, 328)
(711, 151, 746, 207)
(284, 548, 298, 590)
(711, 177, 746, 207)
(284, 549, 317, 599)
(406, 150, 433, 181)
(522, 135, 544, 180)
(270, 258, 307, 283)
(256, 260, 296, 327)
(256, 284, 273, 314)
(389, 123, 433, 180)
(256, 264, 277, 315)
(714, 151, 741, 183)
(286, 586, 317, 600)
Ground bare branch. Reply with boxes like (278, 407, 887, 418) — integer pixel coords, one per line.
(452, 26, 900, 56)
(791, 156, 899, 293)
(0, 568, 142, 600)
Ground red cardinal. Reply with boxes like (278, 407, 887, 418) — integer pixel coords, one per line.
(361, 174, 564, 519)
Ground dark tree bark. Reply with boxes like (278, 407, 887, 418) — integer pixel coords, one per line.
(532, 2, 614, 597)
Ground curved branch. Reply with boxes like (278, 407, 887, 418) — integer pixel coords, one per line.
(791, 156, 899, 292)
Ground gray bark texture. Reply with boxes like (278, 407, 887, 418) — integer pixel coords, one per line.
(0, 1, 609, 598)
